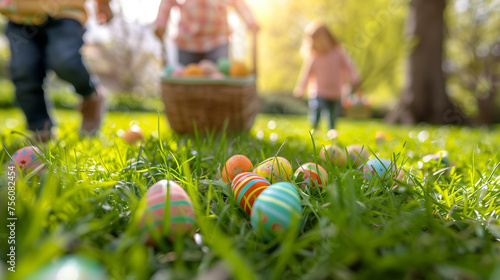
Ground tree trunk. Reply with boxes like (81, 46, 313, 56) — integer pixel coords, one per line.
(386, 0, 468, 125)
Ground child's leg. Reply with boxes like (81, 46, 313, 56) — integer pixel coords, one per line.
(326, 100, 340, 130)
(44, 18, 96, 98)
(5, 21, 52, 133)
(44, 18, 105, 135)
(308, 97, 321, 130)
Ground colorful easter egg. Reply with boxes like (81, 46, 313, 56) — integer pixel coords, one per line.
(346, 145, 369, 167)
(253, 157, 292, 183)
(217, 57, 231, 76)
(222, 155, 254, 183)
(8, 146, 44, 176)
(293, 162, 328, 189)
(140, 180, 195, 243)
(24, 255, 107, 280)
(422, 151, 452, 167)
(363, 158, 395, 180)
(319, 145, 346, 166)
(172, 67, 185, 77)
(210, 71, 226, 79)
(250, 182, 302, 241)
(231, 172, 271, 214)
(199, 59, 218, 75)
(123, 125, 144, 144)
(164, 65, 175, 76)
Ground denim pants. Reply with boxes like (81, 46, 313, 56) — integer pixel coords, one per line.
(5, 18, 96, 131)
(178, 44, 229, 65)
(309, 97, 340, 130)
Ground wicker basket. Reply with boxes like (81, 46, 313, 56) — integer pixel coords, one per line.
(161, 76, 259, 134)
(161, 33, 259, 134)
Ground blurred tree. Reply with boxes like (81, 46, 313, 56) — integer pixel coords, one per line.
(387, 0, 500, 125)
(386, 0, 466, 124)
(445, 0, 500, 124)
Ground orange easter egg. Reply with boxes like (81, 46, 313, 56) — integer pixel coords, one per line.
(123, 125, 144, 144)
(222, 155, 254, 183)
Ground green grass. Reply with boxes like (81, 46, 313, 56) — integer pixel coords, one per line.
(1, 108, 500, 280)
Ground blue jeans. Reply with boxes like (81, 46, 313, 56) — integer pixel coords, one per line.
(178, 44, 229, 65)
(309, 97, 340, 130)
(5, 18, 96, 131)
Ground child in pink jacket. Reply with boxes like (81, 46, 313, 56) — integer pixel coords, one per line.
(294, 22, 359, 132)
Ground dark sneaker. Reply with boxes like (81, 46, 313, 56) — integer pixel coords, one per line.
(79, 91, 106, 136)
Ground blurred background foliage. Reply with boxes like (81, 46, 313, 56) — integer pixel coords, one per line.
(0, 0, 498, 119)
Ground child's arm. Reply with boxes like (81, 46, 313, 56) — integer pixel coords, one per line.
(230, 0, 259, 34)
(95, 0, 113, 24)
(154, 0, 175, 40)
(294, 56, 314, 98)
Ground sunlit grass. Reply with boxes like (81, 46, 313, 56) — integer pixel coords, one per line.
(1, 108, 500, 279)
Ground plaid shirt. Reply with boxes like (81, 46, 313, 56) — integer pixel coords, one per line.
(0, 0, 108, 25)
(156, 0, 256, 52)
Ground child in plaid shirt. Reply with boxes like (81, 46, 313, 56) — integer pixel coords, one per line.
(154, 0, 259, 65)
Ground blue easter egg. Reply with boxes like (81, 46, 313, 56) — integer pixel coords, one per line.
(250, 182, 302, 241)
(363, 158, 394, 180)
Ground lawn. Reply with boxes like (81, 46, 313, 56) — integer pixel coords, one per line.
(1, 108, 500, 280)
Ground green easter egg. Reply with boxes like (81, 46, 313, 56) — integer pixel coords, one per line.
(217, 58, 231, 76)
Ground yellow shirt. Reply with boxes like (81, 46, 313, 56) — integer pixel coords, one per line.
(0, 0, 105, 25)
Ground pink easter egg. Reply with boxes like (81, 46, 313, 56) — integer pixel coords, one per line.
(8, 146, 45, 176)
(140, 180, 195, 245)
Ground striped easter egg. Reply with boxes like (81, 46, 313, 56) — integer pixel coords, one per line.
(250, 182, 302, 241)
(8, 146, 45, 176)
(140, 180, 195, 243)
(363, 158, 395, 180)
(253, 157, 292, 183)
(231, 172, 271, 214)
(293, 162, 328, 189)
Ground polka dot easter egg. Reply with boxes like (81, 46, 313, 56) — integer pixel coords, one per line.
(320, 145, 346, 166)
(363, 158, 395, 180)
(251, 182, 302, 241)
(231, 172, 271, 215)
(140, 180, 195, 244)
(253, 157, 292, 183)
(222, 155, 254, 183)
(9, 146, 45, 176)
(346, 144, 369, 167)
(293, 162, 328, 190)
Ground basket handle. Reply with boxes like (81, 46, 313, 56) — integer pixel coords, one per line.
(251, 32, 257, 76)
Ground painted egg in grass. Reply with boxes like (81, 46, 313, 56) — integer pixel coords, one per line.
(320, 145, 346, 166)
(123, 125, 144, 144)
(253, 157, 292, 183)
(346, 145, 369, 167)
(24, 255, 107, 280)
(222, 154, 253, 183)
(140, 180, 195, 243)
(363, 158, 396, 180)
(8, 146, 44, 176)
(422, 151, 452, 167)
(293, 163, 328, 189)
(250, 182, 302, 241)
(231, 172, 271, 214)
